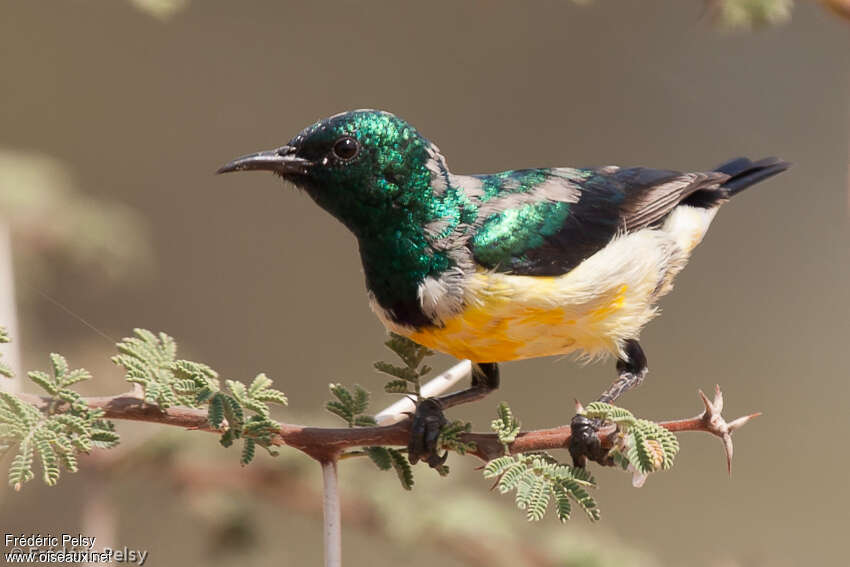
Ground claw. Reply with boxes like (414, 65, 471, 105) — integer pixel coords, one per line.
(407, 398, 448, 468)
(574, 399, 585, 414)
(567, 414, 610, 468)
(426, 450, 448, 468)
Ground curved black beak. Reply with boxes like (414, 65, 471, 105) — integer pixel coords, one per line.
(216, 145, 312, 176)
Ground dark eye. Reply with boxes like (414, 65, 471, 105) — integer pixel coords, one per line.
(332, 136, 359, 160)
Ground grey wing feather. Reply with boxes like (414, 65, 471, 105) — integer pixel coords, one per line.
(613, 168, 728, 231)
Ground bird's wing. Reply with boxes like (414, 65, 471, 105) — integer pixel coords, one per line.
(468, 166, 726, 276)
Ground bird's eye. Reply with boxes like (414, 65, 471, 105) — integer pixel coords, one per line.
(332, 136, 359, 161)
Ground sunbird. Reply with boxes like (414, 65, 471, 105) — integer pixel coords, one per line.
(218, 110, 789, 467)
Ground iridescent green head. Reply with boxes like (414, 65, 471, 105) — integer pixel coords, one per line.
(218, 110, 441, 237)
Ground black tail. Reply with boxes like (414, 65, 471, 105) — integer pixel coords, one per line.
(714, 156, 791, 197)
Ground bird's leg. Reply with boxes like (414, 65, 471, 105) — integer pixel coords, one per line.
(568, 339, 648, 467)
(599, 339, 648, 404)
(433, 362, 501, 410)
(408, 362, 500, 468)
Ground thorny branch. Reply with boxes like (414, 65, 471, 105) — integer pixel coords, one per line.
(19, 384, 758, 468)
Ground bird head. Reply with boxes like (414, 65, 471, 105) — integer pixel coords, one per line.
(217, 110, 443, 237)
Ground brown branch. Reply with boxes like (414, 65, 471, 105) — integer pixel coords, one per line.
(19, 384, 758, 468)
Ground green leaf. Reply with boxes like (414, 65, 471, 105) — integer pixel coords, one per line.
(383, 334, 433, 371)
(387, 448, 414, 490)
(9, 439, 34, 491)
(561, 478, 600, 521)
(491, 402, 520, 446)
(351, 385, 369, 415)
(1, 392, 40, 427)
(248, 373, 273, 396)
(325, 400, 352, 425)
(526, 476, 551, 522)
(57, 450, 78, 474)
(584, 402, 637, 428)
(49, 354, 69, 383)
(208, 394, 225, 429)
(482, 456, 516, 478)
(51, 414, 90, 436)
(89, 429, 120, 448)
(254, 388, 288, 406)
(497, 460, 528, 493)
(562, 463, 595, 486)
(627, 429, 654, 474)
(226, 379, 268, 417)
(514, 469, 538, 510)
(60, 369, 92, 388)
(373, 361, 419, 383)
(195, 386, 215, 405)
(221, 395, 244, 439)
(241, 439, 256, 465)
(329, 383, 354, 408)
(483, 403, 601, 525)
(326, 384, 355, 425)
(325, 383, 373, 428)
(158, 332, 177, 361)
(434, 463, 450, 477)
(112, 329, 220, 410)
(659, 429, 680, 469)
(383, 379, 410, 394)
(219, 428, 235, 448)
(34, 432, 60, 486)
(715, 0, 792, 29)
(27, 371, 58, 395)
(173, 379, 200, 395)
(242, 416, 279, 438)
(2, 327, 291, 485)
(438, 420, 475, 454)
(249, 374, 287, 407)
(353, 415, 378, 427)
(553, 485, 572, 522)
(365, 446, 392, 471)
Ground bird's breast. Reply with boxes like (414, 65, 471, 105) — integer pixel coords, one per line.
(405, 269, 641, 362)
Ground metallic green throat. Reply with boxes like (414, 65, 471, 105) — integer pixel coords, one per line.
(284, 111, 470, 324)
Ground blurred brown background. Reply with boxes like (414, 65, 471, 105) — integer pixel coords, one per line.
(1, 1, 848, 566)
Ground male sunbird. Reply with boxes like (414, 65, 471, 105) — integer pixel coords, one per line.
(218, 110, 789, 467)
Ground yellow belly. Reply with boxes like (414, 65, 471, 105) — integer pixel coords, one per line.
(407, 269, 640, 362)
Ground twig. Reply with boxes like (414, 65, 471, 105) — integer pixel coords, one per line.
(656, 385, 760, 474)
(18, 384, 758, 468)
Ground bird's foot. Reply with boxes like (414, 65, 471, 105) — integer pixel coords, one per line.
(407, 397, 449, 468)
(567, 414, 616, 468)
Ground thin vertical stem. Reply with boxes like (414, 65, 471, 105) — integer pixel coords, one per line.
(321, 458, 341, 567)
(0, 222, 21, 392)
(82, 469, 116, 567)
